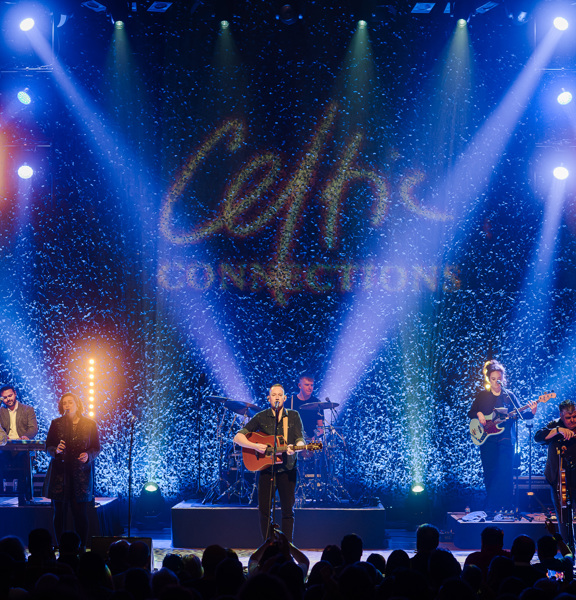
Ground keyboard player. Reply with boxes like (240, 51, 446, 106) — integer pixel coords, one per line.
(0, 386, 39, 505)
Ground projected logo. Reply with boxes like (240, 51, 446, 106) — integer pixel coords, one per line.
(159, 103, 460, 305)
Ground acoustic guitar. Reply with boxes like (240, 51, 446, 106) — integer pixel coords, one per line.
(241, 432, 323, 471)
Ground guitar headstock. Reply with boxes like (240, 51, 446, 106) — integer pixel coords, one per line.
(539, 392, 557, 403)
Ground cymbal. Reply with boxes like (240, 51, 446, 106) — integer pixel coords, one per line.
(206, 395, 230, 403)
(299, 401, 339, 411)
(222, 399, 260, 417)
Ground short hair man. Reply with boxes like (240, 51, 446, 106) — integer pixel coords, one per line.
(289, 374, 324, 439)
(535, 399, 576, 542)
(0, 386, 39, 505)
(234, 383, 305, 541)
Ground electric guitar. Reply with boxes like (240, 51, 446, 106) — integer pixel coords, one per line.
(469, 392, 556, 446)
(241, 432, 323, 471)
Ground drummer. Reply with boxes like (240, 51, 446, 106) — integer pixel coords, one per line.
(289, 374, 324, 440)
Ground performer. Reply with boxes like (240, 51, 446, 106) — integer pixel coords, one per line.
(0, 385, 39, 505)
(45, 393, 100, 550)
(233, 383, 305, 542)
(289, 374, 324, 439)
(468, 360, 537, 512)
(534, 399, 576, 543)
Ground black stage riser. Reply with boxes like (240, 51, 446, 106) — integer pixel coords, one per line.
(448, 513, 549, 549)
(172, 502, 386, 549)
(0, 497, 123, 544)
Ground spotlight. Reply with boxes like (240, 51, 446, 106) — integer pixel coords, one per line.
(114, 20, 125, 29)
(136, 482, 166, 522)
(411, 483, 425, 493)
(148, 1, 172, 11)
(81, 0, 107, 11)
(553, 16, 569, 30)
(277, 3, 302, 25)
(221, 20, 229, 29)
(358, 19, 368, 28)
(457, 17, 467, 26)
(17, 89, 32, 105)
(553, 166, 569, 180)
(19, 18, 35, 31)
(17, 165, 34, 180)
(557, 90, 573, 105)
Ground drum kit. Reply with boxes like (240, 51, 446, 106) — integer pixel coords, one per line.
(201, 395, 350, 506)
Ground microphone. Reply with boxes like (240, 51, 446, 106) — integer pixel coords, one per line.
(128, 413, 137, 424)
(274, 401, 280, 411)
(497, 380, 503, 385)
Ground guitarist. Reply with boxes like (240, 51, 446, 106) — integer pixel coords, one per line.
(468, 360, 538, 512)
(233, 383, 305, 542)
(535, 399, 576, 544)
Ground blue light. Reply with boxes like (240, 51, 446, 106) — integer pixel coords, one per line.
(19, 18, 35, 31)
(17, 89, 32, 105)
(557, 90, 573, 105)
(17, 165, 34, 179)
(553, 16, 569, 30)
(553, 166, 569, 180)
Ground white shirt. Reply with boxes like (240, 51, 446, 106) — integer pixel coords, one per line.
(8, 402, 19, 440)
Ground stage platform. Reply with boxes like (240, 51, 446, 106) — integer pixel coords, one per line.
(447, 512, 550, 549)
(0, 497, 123, 542)
(172, 502, 387, 549)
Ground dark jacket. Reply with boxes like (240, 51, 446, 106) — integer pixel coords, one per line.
(0, 403, 39, 439)
(44, 415, 100, 502)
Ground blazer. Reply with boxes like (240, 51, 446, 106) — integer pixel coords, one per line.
(0, 403, 39, 440)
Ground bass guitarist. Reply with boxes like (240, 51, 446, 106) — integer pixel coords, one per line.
(468, 360, 538, 512)
(233, 383, 305, 542)
(534, 399, 576, 546)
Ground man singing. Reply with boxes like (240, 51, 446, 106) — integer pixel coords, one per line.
(234, 383, 305, 542)
(0, 386, 39, 505)
(534, 399, 576, 543)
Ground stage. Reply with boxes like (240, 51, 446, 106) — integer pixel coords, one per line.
(446, 511, 551, 549)
(171, 501, 387, 549)
(0, 496, 123, 543)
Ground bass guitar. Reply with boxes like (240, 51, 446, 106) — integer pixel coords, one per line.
(469, 392, 556, 446)
(241, 432, 323, 471)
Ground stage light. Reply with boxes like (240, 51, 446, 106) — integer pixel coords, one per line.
(277, 3, 302, 25)
(358, 19, 368, 28)
(115, 20, 125, 29)
(19, 18, 35, 31)
(17, 165, 34, 180)
(411, 483, 425, 493)
(137, 482, 166, 520)
(81, 0, 107, 11)
(557, 90, 573, 105)
(17, 89, 32, 105)
(457, 17, 467, 26)
(553, 16, 569, 30)
(221, 20, 229, 29)
(553, 166, 569, 180)
(148, 1, 172, 11)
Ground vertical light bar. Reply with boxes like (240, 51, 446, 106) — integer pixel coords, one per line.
(88, 358, 95, 417)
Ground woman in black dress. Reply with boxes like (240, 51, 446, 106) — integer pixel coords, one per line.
(45, 393, 100, 549)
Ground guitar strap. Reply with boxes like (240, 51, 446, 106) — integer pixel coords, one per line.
(283, 412, 288, 444)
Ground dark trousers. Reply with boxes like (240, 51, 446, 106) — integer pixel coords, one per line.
(550, 486, 575, 546)
(258, 468, 297, 542)
(53, 498, 89, 548)
(480, 437, 514, 511)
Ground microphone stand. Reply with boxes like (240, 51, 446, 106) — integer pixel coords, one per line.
(127, 415, 136, 538)
(504, 386, 525, 516)
(266, 403, 281, 539)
